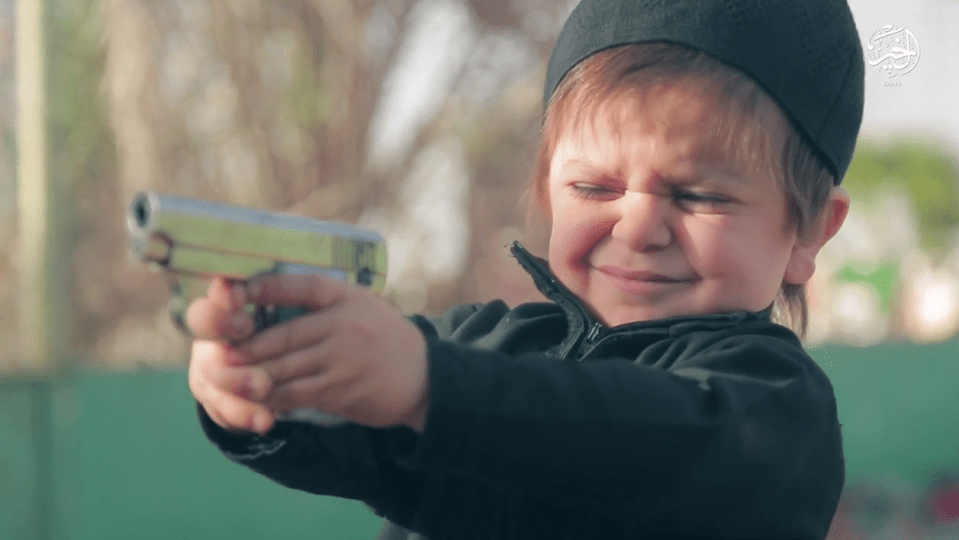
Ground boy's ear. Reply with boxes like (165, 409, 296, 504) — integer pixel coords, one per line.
(783, 186, 850, 285)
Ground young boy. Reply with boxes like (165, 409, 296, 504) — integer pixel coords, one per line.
(185, 0, 863, 538)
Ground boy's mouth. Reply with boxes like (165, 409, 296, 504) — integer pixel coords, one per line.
(595, 265, 690, 283)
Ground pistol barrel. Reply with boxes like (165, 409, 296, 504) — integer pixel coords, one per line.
(127, 191, 387, 290)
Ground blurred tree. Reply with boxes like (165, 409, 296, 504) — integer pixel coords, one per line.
(845, 140, 959, 259)
(812, 139, 959, 345)
(0, 3, 16, 364)
(0, 1, 118, 368)
(88, 0, 570, 366)
(96, 0, 404, 365)
(51, 1, 118, 365)
(5, 0, 955, 365)
(8, 0, 956, 367)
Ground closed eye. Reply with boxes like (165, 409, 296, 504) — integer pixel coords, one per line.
(570, 183, 621, 201)
(672, 188, 731, 208)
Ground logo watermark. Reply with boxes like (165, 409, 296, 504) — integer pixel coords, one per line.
(866, 25, 920, 79)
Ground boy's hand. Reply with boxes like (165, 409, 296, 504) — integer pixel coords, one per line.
(186, 277, 276, 434)
(186, 276, 430, 435)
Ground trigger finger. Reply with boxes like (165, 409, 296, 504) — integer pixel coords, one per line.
(185, 296, 233, 340)
(209, 277, 247, 312)
(186, 292, 253, 341)
(185, 297, 217, 339)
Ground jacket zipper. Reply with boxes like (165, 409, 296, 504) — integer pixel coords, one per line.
(585, 322, 604, 343)
(573, 322, 605, 361)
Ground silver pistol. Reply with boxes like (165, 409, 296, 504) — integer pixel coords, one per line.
(127, 191, 388, 427)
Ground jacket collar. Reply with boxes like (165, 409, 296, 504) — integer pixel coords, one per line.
(510, 241, 772, 357)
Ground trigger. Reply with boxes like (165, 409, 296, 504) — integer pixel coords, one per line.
(253, 305, 277, 332)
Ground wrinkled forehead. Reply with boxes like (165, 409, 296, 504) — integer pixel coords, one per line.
(556, 75, 788, 178)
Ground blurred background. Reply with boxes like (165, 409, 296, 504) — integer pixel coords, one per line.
(0, 0, 957, 538)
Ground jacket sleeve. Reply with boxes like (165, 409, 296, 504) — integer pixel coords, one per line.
(196, 405, 422, 505)
(391, 321, 843, 539)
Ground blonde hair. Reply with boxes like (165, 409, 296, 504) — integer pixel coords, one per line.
(532, 43, 836, 337)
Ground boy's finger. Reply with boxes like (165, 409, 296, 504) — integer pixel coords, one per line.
(186, 278, 255, 341)
(207, 277, 247, 312)
(184, 298, 220, 340)
(239, 309, 335, 363)
(189, 339, 275, 434)
(192, 342, 274, 401)
(245, 273, 347, 310)
(203, 388, 276, 435)
(259, 340, 334, 386)
(185, 297, 254, 341)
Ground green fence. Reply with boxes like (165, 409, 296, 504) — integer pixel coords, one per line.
(2, 338, 958, 540)
(0, 371, 381, 540)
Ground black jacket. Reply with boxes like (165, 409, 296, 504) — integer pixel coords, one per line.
(199, 243, 844, 540)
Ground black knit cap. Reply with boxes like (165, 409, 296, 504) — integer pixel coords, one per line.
(545, 0, 865, 183)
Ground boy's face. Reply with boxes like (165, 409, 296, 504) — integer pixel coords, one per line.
(545, 79, 808, 327)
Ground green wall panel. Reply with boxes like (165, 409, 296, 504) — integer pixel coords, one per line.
(70, 370, 382, 540)
(0, 383, 45, 540)
(810, 339, 959, 486)
(1, 372, 381, 540)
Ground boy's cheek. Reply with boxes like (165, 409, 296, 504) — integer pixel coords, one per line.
(547, 197, 617, 272)
(547, 227, 586, 270)
(548, 241, 594, 299)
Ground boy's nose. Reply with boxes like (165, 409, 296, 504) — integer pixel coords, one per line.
(610, 193, 672, 252)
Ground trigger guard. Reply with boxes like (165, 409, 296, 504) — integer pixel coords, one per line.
(167, 280, 199, 339)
